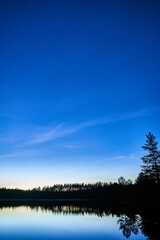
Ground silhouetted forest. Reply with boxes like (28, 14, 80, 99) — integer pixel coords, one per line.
(0, 180, 159, 207)
(0, 132, 160, 208)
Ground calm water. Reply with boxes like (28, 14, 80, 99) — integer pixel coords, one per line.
(0, 203, 156, 240)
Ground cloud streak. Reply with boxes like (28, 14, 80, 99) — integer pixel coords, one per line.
(22, 106, 160, 146)
(0, 106, 159, 149)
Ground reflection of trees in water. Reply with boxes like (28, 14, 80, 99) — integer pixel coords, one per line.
(117, 215, 141, 238)
(0, 203, 160, 240)
(0, 202, 122, 217)
(140, 213, 160, 240)
(37, 204, 160, 240)
(29, 204, 114, 217)
(117, 212, 160, 240)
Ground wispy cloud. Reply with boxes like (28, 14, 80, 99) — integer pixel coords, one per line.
(94, 152, 141, 164)
(21, 106, 160, 146)
(59, 144, 83, 149)
(24, 124, 65, 145)
(1, 106, 159, 148)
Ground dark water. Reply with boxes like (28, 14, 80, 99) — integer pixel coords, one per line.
(0, 202, 159, 240)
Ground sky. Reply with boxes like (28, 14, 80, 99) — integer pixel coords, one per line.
(0, 0, 160, 189)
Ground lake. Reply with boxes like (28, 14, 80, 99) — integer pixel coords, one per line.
(0, 202, 158, 240)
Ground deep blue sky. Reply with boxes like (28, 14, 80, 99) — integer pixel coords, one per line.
(0, 0, 160, 189)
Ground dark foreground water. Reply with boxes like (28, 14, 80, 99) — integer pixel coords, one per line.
(0, 202, 159, 240)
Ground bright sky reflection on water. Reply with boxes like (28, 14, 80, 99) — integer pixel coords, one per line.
(0, 206, 146, 240)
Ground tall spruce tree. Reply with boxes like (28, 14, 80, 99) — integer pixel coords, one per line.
(140, 132, 160, 184)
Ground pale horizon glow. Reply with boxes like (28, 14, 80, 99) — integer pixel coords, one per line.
(1, 152, 142, 189)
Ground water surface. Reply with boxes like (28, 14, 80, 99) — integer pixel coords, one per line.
(0, 203, 156, 240)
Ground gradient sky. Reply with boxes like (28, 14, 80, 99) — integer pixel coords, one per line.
(0, 0, 160, 189)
